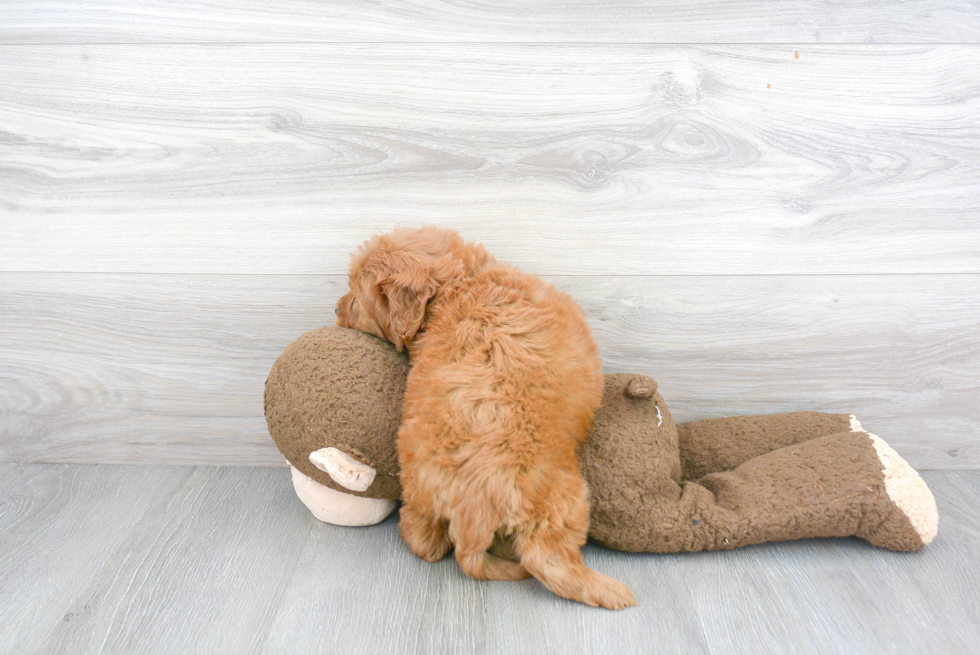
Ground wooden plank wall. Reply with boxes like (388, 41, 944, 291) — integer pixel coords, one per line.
(1, 3, 978, 469)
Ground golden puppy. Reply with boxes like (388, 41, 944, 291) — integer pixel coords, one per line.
(336, 226, 636, 609)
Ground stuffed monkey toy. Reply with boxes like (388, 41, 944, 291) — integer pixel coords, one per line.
(265, 327, 937, 552)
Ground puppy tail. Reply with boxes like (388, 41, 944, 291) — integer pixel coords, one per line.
(456, 550, 531, 581)
(450, 506, 531, 582)
(517, 534, 637, 610)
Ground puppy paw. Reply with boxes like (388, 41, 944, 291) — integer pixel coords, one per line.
(399, 505, 452, 562)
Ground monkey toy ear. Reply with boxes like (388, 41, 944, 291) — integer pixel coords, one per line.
(625, 375, 658, 400)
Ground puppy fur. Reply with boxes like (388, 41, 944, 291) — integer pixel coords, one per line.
(336, 226, 636, 609)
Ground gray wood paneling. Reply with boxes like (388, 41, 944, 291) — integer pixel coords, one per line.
(2, 45, 978, 276)
(1, 1, 978, 44)
(2, 272, 976, 469)
(5, 466, 976, 654)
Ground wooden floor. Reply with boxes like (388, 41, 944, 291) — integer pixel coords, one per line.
(1, 464, 976, 654)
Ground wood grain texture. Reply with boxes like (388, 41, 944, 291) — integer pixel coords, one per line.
(263, 470, 980, 655)
(1, 466, 977, 654)
(261, 506, 489, 654)
(481, 549, 709, 653)
(35, 466, 313, 654)
(2, 1, 979, 44)
(2, 44, 978, 275)
(263, 509, 712, 654)
(0, 464, 182, 654)
(668, 527, 975, 654)
(906, 470, 980, 632)
(2, 272, 977, 469)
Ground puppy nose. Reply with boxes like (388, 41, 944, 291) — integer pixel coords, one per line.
(335, 307, 339, 315)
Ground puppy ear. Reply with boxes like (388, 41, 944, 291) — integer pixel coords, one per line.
(377, 255, 438, 352)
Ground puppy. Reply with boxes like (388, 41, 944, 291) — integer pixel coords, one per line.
(336, 226, 636, 609)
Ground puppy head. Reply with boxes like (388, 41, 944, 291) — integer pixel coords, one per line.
(336, 228, 464, 352)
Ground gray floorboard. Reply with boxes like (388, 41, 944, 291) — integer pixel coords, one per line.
(38, 467, 313, 655)
(0, 465, 184, 653)
(1, 466, 977, 654)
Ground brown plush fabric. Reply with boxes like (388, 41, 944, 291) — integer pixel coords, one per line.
(265, 328, 931, 552)
(581, 373, 681, 529)
(702, 431, 925, 552)
(723, 431, 912, 550)
(677, 412, 854, 480)
(264, 327, 407, 499)
(583, 376, 925, 552)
